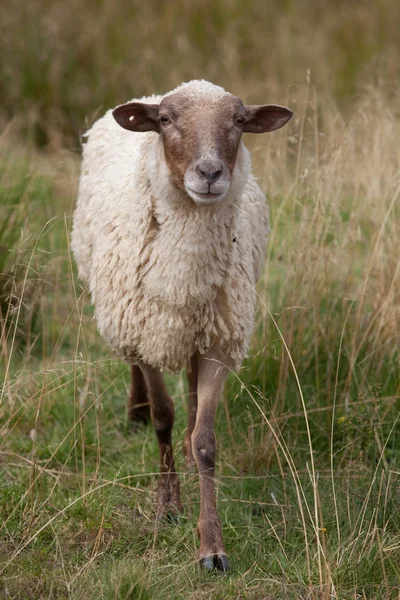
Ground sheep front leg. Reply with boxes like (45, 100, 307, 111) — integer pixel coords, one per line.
(138, 362, 182, 519)
(192, 350, 229, 571)
(184, 355, 198, 468)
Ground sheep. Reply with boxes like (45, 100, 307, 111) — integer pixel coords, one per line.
(71, 79, 292, 571)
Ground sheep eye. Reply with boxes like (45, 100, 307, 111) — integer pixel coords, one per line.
(235, 115, 245, 126)
(160, 115, 170, 125)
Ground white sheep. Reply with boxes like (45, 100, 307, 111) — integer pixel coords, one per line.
(71, 79, 292, 571)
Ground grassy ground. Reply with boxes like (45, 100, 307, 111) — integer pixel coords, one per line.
(1, 1, 400, 598)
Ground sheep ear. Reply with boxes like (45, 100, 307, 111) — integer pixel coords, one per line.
(243, 104, 293, 133)
(112, 102, 160, 133)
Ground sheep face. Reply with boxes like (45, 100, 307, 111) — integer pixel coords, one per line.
(113, 85, 292, 206)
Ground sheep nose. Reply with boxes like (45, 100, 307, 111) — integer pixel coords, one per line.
(196, 164, 223, 183)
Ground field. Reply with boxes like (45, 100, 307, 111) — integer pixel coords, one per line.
(1, 1, 400, 598)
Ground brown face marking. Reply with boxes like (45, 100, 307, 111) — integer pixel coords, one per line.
(112, 86, 292, 204)
(159, 92, 246, 190)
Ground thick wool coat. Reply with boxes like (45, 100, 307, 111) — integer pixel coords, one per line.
(71, 81, 270, 373)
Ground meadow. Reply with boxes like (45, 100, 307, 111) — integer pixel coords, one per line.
(1, 1, 399, 598)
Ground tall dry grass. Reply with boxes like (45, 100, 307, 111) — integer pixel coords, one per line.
(254, 83, 400, 405)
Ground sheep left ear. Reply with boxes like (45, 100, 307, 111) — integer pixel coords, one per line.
(113, 102, 160, 133)
(243, 104, 293, 133)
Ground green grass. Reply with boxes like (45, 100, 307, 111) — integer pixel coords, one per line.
(1, 358, 399, 599)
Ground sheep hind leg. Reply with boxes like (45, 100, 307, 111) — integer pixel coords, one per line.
(138, 362, 183, 520)
(184, 355, 198, 468)
(128, 364, 151, 427)
(192, 349, 230, 571)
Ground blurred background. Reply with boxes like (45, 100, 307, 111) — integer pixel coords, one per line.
(1, 1, 400, 598)
(1, 0, 400, 147)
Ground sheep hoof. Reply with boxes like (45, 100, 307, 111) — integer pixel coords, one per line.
(200, 554, 230, 572)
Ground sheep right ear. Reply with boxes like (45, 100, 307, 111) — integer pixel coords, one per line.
(113, 102, 160, 133)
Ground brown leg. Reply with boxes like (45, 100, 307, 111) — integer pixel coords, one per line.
(138, 362, 182, 519)
(191, 349, 229, 571)
(184, 355, 198, 467)
(128, 364, 151, 426)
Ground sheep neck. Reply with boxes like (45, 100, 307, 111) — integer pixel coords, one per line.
(140, 139, 245, 307)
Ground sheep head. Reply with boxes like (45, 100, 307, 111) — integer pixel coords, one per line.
(113, 81, 292, 206)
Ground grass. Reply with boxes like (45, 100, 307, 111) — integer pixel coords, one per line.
(1, 1, 400, 597)
(1, 359, 398, 599)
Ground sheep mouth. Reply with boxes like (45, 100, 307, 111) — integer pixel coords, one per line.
(185, 187, 228, 205)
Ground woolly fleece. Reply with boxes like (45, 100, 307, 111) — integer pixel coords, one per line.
(71, 80, 270, 373)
